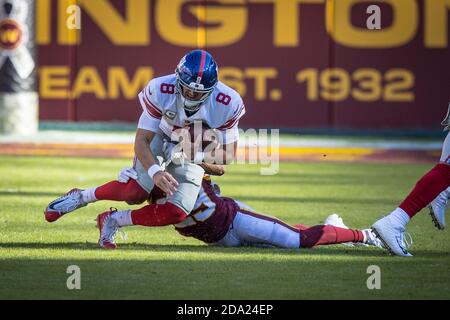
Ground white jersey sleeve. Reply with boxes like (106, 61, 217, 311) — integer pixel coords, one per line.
(215, 88, 246, 144)
(219, 105, 245, 144)
(137, 79, 162, 133)
(137, 111, 158, 132)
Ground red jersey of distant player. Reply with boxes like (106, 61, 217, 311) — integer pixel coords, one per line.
(149, 178, 238, 243)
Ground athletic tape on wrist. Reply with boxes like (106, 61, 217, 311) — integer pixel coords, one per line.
(148, 164, 162, 179)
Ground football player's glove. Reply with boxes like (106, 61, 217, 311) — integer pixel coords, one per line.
(117, 167, 138, 183)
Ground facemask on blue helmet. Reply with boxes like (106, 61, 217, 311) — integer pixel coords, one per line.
(175, 50, 218, 112)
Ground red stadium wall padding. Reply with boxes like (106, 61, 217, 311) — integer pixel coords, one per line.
(37, 0, 450, 131)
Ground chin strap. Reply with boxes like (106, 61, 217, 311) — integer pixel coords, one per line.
(183, 99, 202, 113)
(177, 94, 202, 113)
(184, 105, 202, 114)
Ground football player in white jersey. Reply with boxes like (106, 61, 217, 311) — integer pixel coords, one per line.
(44, 50, 245, 236)
(372, 103, 450, 257)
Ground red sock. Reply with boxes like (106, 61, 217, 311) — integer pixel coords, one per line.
(131, 202, 187, 226)
(95, 179, 149, 205)
(399, 164, 450, 218)
(300, 225, 364, 248)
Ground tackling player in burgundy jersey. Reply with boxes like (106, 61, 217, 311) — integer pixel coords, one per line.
(96, 171, 383, 250)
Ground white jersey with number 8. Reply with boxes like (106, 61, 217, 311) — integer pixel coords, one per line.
(137, 74, 245, 145)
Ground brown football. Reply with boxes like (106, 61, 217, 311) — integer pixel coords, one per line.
(185, 122, 220, 151)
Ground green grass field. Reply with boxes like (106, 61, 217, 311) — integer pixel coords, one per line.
(0, 156, 449, 299)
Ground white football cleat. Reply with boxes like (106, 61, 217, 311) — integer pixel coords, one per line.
(324, 213, 348, 228)
(44, 188, 87, 222)
(372, 216, 413, 257)
(361, 229, 384, 248)
(324, 213, 354, 247)
(428, 187, 449, 230)
(96, 209, 120, 249)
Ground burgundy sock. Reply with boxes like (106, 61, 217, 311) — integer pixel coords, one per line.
(300, 225, 364, 248)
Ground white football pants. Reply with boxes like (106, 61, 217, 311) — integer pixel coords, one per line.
(214, 209, 300, 248)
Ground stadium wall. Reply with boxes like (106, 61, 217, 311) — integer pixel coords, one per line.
(36, 0, 450, 131)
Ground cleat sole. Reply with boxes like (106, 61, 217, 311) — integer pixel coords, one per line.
(371, 227, 395, 256)
(428, 206, 445, 230)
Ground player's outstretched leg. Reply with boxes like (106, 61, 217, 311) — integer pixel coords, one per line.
(372, 127, 449, 256)
(429, 186, 449, 230)
(230, 210, 381, 249)
(372, 162, 450, 257)
(295, 214, 382, 248)
(44, 179, 149, 223)
(299, 224, 382, 248)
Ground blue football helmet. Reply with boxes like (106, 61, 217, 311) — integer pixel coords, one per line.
(175, 50, 218, 112)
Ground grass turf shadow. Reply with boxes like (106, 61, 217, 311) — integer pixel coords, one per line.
(1, 241, 445, 258)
